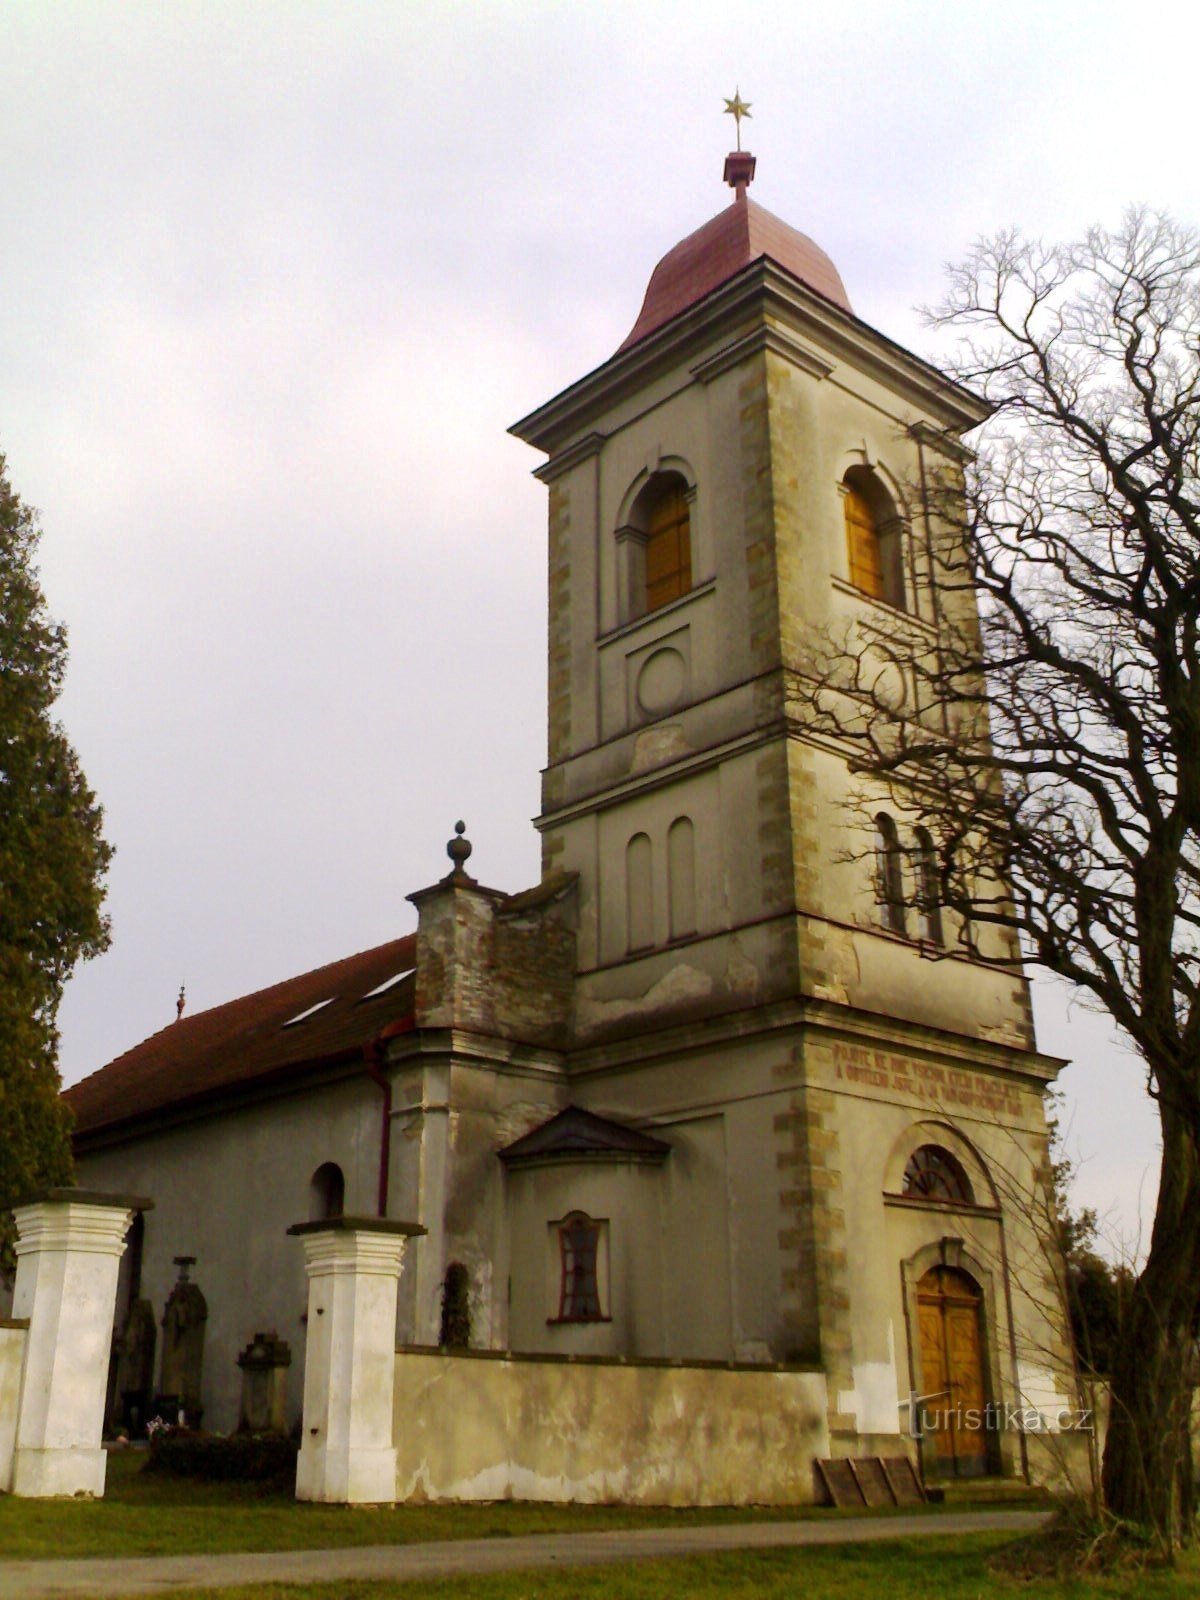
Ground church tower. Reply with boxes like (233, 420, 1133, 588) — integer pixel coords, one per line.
(512, 143, 1073, 1477)
(511, 150, 1029, 1052)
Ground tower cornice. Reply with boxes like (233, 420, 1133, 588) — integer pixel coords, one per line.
(510, 259, 989, 460)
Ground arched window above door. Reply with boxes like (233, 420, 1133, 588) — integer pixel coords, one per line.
(903, 1145, 974, 1205)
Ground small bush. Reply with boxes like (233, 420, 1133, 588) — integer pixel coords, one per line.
(146, 1430, 298, 1484)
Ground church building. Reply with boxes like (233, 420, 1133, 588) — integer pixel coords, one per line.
(66, 138, 1076, 1494)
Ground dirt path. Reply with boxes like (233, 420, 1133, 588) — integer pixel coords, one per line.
(0, 1508, 1051, 1598)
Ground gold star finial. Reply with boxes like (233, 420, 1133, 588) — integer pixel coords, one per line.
(723, 89, 752, 152)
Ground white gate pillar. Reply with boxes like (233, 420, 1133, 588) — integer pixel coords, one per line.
(11, 1189, 150, 1497)
(288, 1216, 423, 1504)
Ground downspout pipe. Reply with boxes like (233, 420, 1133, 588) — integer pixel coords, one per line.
(364, 1016, 414, 1218)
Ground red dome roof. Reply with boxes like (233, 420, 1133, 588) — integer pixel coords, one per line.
(619, 194, 852, 352)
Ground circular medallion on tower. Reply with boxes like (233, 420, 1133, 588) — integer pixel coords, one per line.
(636, 647, 688, 717)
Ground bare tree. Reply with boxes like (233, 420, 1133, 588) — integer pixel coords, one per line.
(802, 211, 1200, 1549)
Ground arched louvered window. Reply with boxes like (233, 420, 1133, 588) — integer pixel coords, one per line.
(914, 827, 944, 945)
(845, 484, 884, 599)
(642, 474, 692, 613)
(903, 1145, 974, 1205)
(843, 469, 905, 610)
(874, 813, 907, 935)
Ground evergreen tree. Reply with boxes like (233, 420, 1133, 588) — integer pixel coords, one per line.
(0, 452, 112, 1276)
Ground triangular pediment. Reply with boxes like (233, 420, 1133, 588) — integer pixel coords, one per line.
(499, 1104, 670, 1166)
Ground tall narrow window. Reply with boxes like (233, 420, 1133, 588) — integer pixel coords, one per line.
(556, 1213, 604, 1321)
(843, 469, 906, 610)
(874, 813, 907, 935)
(914, 827, 944, 945)
(844, 485, 884, 599)
(626, 832, 654, 952)
(667, 816, 696, 941)
(644, 477, 692, 612)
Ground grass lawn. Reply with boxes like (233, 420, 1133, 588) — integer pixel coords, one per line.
(0, 1449, 1009, 1562)
(96, 1536, 1200, 1600)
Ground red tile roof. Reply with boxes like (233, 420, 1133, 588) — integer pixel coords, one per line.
(65, 935, 416, 1141)
(619, 195, 852, 352)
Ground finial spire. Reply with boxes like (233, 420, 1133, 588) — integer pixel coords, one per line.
(176, 983, 186, 1022)
(446, 820, 475, 881)
(722, 88, 756, 200)
(723, 88, 752, 151)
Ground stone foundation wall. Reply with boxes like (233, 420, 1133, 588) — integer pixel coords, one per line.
(0, 1320, 28, 1492)
(392, 1346, 829, 1505)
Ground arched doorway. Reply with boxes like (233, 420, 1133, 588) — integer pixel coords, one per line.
(915, 1265, 991, 1478)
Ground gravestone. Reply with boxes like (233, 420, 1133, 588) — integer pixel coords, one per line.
(237, 1331, 292, 1433)
(160, 1256, 207, 1428)
(115, 1298, 157, 1435)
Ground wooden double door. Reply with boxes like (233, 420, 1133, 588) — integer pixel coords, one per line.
(915, 1266, 992, 1478)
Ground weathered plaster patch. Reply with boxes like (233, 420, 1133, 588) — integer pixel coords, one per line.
(578, 963, 714, 1029)
(1017, 1361, 1072, 1430)
(811, 980, 849, 1004)
(979, 1022, 1029, 1047)
(393, 1349, 831, 1505)
(630, 724, 691, 774)
(734, 1340, 773, 1365)
(837, 1322, 902, 1435)
(724, 937, 760, 1001)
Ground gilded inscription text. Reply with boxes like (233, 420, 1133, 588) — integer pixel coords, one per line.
(832, 1042, 1022, 1119)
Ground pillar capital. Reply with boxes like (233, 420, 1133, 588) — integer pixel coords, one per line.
(12, 1191, 151, 1261)
(287, 1217, 423, 1278)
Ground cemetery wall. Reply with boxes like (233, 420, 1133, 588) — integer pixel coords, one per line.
(391, 1345, 829, 1504)
(0, 1320, 28, 1492)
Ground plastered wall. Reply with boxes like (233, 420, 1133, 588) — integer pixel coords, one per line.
(75, 1072, 385, 1433)
(392, 1347, 830, 1504)
(0, 1321, 27, 1492)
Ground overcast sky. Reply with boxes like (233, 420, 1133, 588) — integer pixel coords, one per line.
(3, 1, 1193, 1258)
